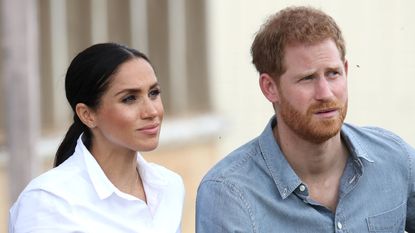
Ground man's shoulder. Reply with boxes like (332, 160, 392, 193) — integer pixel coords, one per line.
(342, 122, 413, 162)
(201, 137, 261, 183)
(343, 123, 406, 145)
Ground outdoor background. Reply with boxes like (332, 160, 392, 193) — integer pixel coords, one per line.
(1, 0, 415, 232)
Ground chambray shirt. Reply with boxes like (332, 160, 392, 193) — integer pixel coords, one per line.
(196, 116, 415, 233)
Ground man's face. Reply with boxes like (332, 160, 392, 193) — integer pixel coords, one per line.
(276, 39, 348, 144)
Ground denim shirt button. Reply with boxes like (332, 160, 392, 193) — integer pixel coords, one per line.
(299, 185, 306, 192)
(337, 221, 343, 230)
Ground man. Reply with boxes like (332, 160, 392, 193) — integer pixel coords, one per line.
(196, 6, 415, 232)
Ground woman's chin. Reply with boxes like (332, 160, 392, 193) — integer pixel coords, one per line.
(136, 141, 159, 152)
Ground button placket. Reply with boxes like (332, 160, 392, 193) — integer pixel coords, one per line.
(337, 221, 342, 230)
(299, 184, 306, 192)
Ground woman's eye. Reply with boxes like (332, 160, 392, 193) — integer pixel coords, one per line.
(149, 89, 161, 99)
(122, 95, 137, 103)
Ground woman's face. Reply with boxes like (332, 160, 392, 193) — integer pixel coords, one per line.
(91, 58, 164, 153)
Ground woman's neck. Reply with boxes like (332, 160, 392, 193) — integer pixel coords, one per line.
(90, 138, 147, 201)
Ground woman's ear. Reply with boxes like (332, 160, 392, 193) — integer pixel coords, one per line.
(75, 103, 97, 129)
(259, 73, 280, 103)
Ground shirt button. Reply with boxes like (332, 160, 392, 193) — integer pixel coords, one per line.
(299, 185, 306, 192)
(337, 221, 343, 230)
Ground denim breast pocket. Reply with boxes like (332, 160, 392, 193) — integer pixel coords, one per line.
(366, 202, 405, 232)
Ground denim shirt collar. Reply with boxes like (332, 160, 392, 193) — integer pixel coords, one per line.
(258, 116, 374, 199)
(341, 124, 375, 163)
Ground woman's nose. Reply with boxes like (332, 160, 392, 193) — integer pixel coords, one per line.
(140, 98, 158, 119)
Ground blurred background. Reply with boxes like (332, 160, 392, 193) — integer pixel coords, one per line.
(1, 0, 415, 232)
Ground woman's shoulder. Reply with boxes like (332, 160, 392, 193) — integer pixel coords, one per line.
(22, 156, 86, 198)
(9, 162, 83, 232)
(148, 162, 183, 184)
(140, 160, 184, 196)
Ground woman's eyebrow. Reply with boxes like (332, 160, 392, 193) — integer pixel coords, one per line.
(114, 82, 160, 97)
(114, 88, 140, 97)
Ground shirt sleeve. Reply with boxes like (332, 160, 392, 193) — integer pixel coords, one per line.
(406, 143, 415, 232)
(9, 189, 81, 233)
(196, 179, 255, 233)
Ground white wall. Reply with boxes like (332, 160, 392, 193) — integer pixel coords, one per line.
(206, 0, 415, 157)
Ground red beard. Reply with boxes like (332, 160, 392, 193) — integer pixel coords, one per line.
(278, 94, 347, 144)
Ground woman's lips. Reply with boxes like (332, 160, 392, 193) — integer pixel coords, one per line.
(137, 124, 160, 135)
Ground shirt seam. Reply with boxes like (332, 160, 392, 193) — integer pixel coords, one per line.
(370, 127, 412, 197)
(221, 179, 258, 233)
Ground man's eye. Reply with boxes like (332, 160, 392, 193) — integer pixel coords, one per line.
(301, 76, 314, 81)
(328, 70, 340, 78)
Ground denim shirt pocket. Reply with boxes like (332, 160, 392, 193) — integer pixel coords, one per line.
(366, 202, 405, 232)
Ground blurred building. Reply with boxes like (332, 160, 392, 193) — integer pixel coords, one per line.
(1, 1, 224, 233)
(1, 0, 415, 233)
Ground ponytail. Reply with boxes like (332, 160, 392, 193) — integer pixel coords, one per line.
(53, 115, 91, 167)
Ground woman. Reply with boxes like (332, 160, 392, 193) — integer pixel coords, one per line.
(9, 43, 185, 233)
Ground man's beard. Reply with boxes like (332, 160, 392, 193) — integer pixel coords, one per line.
(278, 94, 347, 144)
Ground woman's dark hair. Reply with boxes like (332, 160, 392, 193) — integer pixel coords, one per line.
(54, 43, 151, 167)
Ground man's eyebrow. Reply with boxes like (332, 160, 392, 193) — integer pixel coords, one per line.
(294, 69, 315, 79)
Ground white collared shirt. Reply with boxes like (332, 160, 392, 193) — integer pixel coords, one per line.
(9, 137, 185, 233)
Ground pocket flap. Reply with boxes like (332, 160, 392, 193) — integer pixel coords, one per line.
(366, 202, 405, 232)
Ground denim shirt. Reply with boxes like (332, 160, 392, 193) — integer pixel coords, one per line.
(196, 116, 415, 233)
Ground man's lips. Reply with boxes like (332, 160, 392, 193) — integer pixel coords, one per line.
(315, 108, 337, 114)
(314, 108, 338, 117)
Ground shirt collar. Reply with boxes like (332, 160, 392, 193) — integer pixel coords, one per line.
(75, 135, 168, 200)
(136, 153, 168, 188)
(258, 116, 301, 199)
(341, 123, 374, 163)
(76, 136, 115, 200)
(258, 116, 374, 199)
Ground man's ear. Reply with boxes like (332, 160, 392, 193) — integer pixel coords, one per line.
(259, 73, 280, 103)
(344, 59, 349, 78)
(75, 103, 97, 129)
